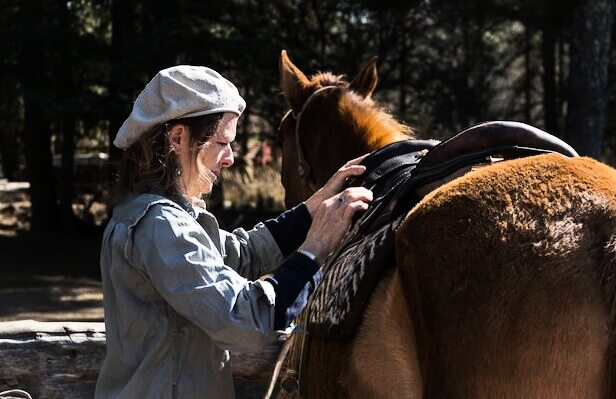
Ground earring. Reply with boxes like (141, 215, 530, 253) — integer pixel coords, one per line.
(175, 165, 183, 177)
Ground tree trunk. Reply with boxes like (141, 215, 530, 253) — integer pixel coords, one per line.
(20, 2, 58, 231)
(557, 38, 566, 121)
(59, 118, 76, 227)
(310, 0, 327, 54)
(524, 25, 533, 123)
(108, 0, 134, 162)
(22, 99, 57, 231)
(0, 127, 19, 181)
(542, 27, 559, 136)
(564, 0, 615, 158)
(398, 14, 408, 118)
(59, 1, 77, 229)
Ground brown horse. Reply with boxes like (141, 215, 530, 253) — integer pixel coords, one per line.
(276, 50, 616, 398)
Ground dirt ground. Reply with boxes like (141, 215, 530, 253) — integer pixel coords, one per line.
(0, 275, 103, 322)
(0, 181, 105, 322)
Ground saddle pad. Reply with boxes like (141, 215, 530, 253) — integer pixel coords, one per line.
(307, 215, 405, 339)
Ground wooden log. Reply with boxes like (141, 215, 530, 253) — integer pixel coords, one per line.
(0, 320, 283, 398)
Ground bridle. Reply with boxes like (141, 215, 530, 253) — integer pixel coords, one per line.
(288, 85, 340, 192)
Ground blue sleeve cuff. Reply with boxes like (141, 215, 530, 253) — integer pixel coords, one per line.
(263, 203, 312, 257)
(268, 252, 320, 330)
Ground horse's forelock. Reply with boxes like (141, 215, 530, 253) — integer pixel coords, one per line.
(311, 72, 347, 88)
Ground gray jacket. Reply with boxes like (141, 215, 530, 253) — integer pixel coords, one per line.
(95, 193, 284, 398)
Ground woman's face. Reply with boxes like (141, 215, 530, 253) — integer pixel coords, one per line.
(199, 112, 237, 177)
(172, 112, 238, 200)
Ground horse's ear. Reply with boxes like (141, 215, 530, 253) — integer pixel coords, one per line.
(349, 56, 378, 98)
(280, 50, 311, 115)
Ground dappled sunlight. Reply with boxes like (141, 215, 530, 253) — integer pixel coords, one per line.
(0, 276, 103, 322)
(219, 165, 285, 212)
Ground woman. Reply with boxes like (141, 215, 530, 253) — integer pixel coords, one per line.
(95, 65, 372, 398)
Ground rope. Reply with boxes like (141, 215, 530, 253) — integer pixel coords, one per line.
(263, 314, 309, 399)
(0, 389, 33, 399)
(263, 334, 296, 399)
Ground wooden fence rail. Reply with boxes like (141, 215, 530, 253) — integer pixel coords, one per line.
(0, 320, 283, 398)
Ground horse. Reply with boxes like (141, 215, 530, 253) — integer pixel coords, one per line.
(275, 50, 616, 398)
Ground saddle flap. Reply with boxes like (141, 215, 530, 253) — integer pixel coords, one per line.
(350, 139, 439, 189)
(307, 216, 403, 339)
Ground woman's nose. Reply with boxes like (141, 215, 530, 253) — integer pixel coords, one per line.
(220, 146, 234, 168)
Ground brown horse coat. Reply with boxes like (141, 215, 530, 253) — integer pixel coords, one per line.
(278, 50, 616, 398)
(398, 154, 616, 398)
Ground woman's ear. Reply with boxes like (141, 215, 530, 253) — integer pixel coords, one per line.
(167, 124, 185, 152)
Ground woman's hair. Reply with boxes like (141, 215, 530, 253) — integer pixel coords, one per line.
(109, 113, 224, 209)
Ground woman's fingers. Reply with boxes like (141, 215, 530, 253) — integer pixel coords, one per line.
(327, 164, 365, 188)
(328, 153, 371, 187)
(336, 187, 373, 205)
(337, 189, 371, 223)
(301, 187, 373, 263)
(344, 153, 370, 167)
(330, 188, 372, 225)
(337, 164, 367, 180)
(322, 162, 367, 195)
(341, 199, 370, 221)
(335, 153, 371, 179)
(305, 153, 371, 216)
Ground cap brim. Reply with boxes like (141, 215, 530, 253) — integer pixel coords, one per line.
(180, 107, 243, 119)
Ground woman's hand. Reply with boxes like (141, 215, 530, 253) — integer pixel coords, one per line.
(299, 186, 373, 264)
(303, 154, 369, 217)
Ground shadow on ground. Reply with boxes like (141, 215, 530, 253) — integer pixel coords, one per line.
(0, 227, 104, 322)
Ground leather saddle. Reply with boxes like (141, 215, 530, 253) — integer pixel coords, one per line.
(349, 121, 578, 234)
(306, 121, 578, 339)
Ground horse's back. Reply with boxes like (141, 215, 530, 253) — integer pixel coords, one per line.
(397, 153, 616, 398)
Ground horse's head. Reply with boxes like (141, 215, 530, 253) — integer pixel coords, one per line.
(277, 50, 413, 208)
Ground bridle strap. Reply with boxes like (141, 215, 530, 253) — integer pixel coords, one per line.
(293, 85, 339, 192)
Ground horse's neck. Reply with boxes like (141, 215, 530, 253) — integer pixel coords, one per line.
(365, 131, 410, 151)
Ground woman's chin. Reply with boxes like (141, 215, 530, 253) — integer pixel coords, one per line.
(200, 182, 214, 195)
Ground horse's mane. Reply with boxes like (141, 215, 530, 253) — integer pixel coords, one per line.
(312, 72, 415, 150)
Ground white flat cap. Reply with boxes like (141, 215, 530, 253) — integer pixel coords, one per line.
(113, 65, 246, 150)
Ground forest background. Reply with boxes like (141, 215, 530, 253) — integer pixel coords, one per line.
(0, 0, 614, 265)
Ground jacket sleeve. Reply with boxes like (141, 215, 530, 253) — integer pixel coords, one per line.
(219, 221, 285, 279)
(218, 204, 311, 279)
(130, 204, 277, 353)
(262, 203, 312, 257)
